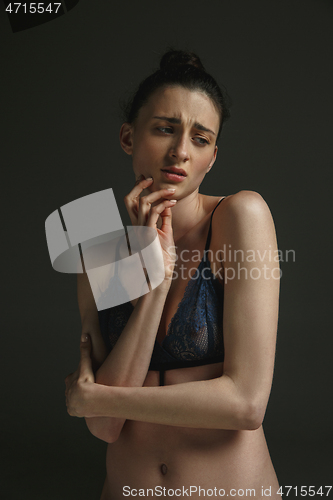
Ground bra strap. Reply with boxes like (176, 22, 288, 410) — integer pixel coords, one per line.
(204, 197, 226, 255)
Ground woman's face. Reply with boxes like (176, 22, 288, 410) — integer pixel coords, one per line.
(120, 86, 220, 197)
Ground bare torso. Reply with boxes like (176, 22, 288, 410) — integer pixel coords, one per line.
(100, 195, 280, 499)
(101, 368, 279, 499)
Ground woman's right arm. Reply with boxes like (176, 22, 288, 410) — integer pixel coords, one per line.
(82, 177, 177, 443)
(85, 283, 170, 442)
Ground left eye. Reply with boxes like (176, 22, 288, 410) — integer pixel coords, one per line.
(158, 127, 173, 133)
(194, 137, 209, 145)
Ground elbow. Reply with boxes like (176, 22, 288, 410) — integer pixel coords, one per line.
(105, 428, 122, 444)
(241, 399, 266, 430)
(100, 429, 122, 444)
(85, 418, 123, 444)
(104, 434, 120, 444)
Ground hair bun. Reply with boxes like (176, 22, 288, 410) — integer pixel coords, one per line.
(160, 50, 205, 72)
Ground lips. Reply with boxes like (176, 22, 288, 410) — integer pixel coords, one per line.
(161, 167, 187, 177)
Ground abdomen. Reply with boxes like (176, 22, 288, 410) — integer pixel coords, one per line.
(103, 364, 279, 499)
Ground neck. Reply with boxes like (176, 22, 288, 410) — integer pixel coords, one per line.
(162, 190, 205, 243)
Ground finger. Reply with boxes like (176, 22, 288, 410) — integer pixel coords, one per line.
(159, 206, 174, 235)
(140, 187, 176, 205)
(137, 189, 176, 226)
(124, 177, 154, 223)
(147, 200, 177, 229)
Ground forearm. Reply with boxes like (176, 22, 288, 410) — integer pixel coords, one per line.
(85, 283, 170, 442)
(87, 375, 265, 431)
(95, 283, 170, 387)
(77, 271, 109, 371)
(79, 316, 121, 441)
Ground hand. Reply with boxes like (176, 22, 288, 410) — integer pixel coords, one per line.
(65, 335, 95, 418)
(124, 176, 177, 281)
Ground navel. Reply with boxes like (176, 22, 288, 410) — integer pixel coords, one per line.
(160, 463, 168, 475)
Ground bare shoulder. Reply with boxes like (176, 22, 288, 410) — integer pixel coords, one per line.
(223, 190, 272, 215)
(214, 190, 277, 246)
(217, 190, 274, 225)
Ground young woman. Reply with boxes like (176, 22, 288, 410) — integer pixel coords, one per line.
(65, 50, 281, 499)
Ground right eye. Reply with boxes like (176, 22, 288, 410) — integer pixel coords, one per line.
(157, 127, 173, 134)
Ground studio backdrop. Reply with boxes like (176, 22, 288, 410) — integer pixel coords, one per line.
(1, 1, 332, 498)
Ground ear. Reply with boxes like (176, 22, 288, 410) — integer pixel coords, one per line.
(119, 123, 134, 155)
(207, 146, 218, 173)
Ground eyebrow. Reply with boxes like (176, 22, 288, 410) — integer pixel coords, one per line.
(153, 116, 216, 136)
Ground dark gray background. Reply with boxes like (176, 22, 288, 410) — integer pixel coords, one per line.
(1, 0, 332, 498)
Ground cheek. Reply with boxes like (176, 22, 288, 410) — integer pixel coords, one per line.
(131, 149, 153, 180)
(194, 154, 213, 174)
(131, 143, 147, 170)
(195, 170, 209, 184)
(132, 138, 160, 169)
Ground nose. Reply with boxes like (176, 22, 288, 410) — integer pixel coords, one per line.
(169, 134, 189, 163)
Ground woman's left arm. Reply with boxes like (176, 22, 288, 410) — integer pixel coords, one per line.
(68, 191, 280, 431)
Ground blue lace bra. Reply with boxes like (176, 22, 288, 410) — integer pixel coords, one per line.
(98, 197, 225, 384)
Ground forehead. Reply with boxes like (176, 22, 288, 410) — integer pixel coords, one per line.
(138, 86, 220, 132)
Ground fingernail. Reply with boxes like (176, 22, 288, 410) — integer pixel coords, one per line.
(146, 177, 153, 181)
(81, 334, 89, 342)
(169, 200, 177, 203)
(166, 188, 176, 191)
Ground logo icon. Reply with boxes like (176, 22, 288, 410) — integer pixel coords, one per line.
(45, 188, 165, 309)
